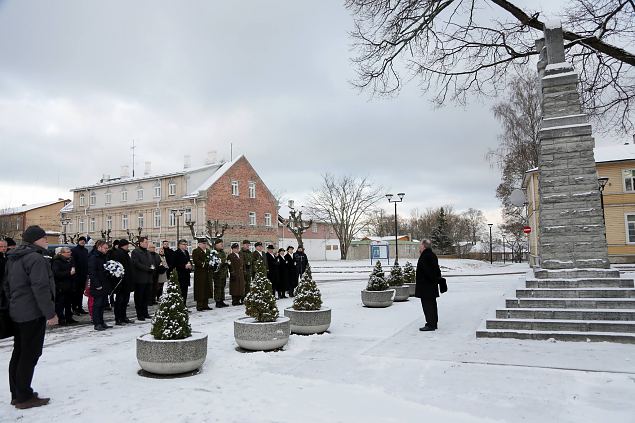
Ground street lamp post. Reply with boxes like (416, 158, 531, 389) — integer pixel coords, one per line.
(385, 193, 405, 265)
(488, 223, 494, 264)
(598, 177, 609, 224)
(171, 208, 186, 245)
(502, 235, 506, 264)
(61, 217, 71, 244)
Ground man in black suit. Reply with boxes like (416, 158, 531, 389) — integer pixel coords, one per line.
(173, 239, 192, 302)
(415, 239, 442, 331)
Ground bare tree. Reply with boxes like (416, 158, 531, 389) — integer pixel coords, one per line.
(282, 207, 313, 249)
(346, 0, 635, 133)
(461, 208, 486, 244)
(307, 174, 383, 259)
(186, 219, 228, 244)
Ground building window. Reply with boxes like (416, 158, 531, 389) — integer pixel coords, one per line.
(137, 186, 144, 200)
(249, 212, 256, 226)
(79, 193, 85, 207)
(121, 188, 128, 202)
(231, 180, 239, 196)
(624, 170, 635, 192)
(168, 211, 176, 227)
(626, 214, 635, 243)
(67, 221, 73, 233)
(79, 218, 85, 232)
(89, 218, 96, 232)
(168, 180, 176, 196)
(312, 222, 318, 233)
(249, 181, 256, 198)
(184, 208, 192, 222)
(122, 214, 129, 230)
(89, 192, 96, 206)
(154, 209, 161, 228)
(105, 191, 112, 205)
(138, 213, 144, 228)
(154, 182, 161, 198)
(264, 213, 272, 227)
(106, 216, 112, 230)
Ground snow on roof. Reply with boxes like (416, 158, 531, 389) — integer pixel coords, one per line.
(183, 155, 244, 199)
(71, 162, 222, 191)
(60, 202, 74, 213)
(0, 199, 68, 216)
(593, 143, 635, 163)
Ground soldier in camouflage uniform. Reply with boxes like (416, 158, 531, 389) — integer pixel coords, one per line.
(239, 240, 253, 296)
(212, 239, 229, 308)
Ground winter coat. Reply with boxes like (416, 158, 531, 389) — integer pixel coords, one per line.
(0, 252, 6, 287)
(4, 244, 56, 322)
(192, 247, 211, 302)
(109, 248, 133, 293)
(51, 255, 75, 292)
(293, 251, 309, 279)
(213, 248, 229, 283)
(150, 251, 163, 285)
(131, 246, 154, 285)
(158, 254, 170, 284)
(88, 249, 111, 297)
(415, 248, 441, 299)
(266, 252, 278, 286)
(173, 248, 191, 286)
(71, 244, 89, 287)
(239, 248, 253, 282)
(163, 247, 175, 273)
(228, 252, 245, 297)
(284, 253, 297, 289)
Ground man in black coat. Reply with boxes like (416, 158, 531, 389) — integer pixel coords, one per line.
(109, 239, 134, 325)
(162, 240, 175, 274)
(70, 237, 89, 315)
(415, 239, 442, 331)
(265, 245, 278, 296)
(293, 246, 309, 282)
(51, 247, 77, 325)
(131, 237, 154, 321)
(173, 239, 192, 302)
(88, 240, 112, 331)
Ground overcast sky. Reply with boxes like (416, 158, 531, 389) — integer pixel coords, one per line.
(0, 0, 617, 226)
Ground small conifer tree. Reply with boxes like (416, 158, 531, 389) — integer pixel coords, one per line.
(293, 265, 322, 311)
(387, 261, 404, 286)
(151, 270, 192, 340)
(403, 261, 416, 283)
(366, 261, 388, 291)
(244, 259, 279, 322)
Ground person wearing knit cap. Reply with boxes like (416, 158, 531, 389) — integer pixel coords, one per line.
(5, 225, 57, 409)
(5, 237, 17, 251)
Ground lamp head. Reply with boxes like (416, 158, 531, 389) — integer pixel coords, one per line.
(397, 193, 405, 200)
(598, 177, 609, 189)
(385, 194, 393, 200)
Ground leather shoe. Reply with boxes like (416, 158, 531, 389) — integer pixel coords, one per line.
(94, 324, 106, 331)
(115, 320, 125, 326)
(137, 316, 146, 321)
(11, 392, 38, 406)
(123, 318, 134, 324)
(14, 394, 50, 409)
(419, 326, 437, 331)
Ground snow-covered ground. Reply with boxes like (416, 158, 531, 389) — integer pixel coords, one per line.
(1, 260, 634, 422)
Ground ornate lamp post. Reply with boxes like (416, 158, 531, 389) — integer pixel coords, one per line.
(171, 208, 186, 244)
(598, 177, 609, 224)
(385, 193, 405, 265)
(488, 223, 494, 264)
(61, 217, 71, 244)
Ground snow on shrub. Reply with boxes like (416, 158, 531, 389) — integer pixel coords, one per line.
(403, 261, 416, 283)
(387, 261, 404, 287)
(244, 259, 279, 322)
(366, 261, 388, 291)
(151, 270, 192, 340)
(293, 265, 322, 311)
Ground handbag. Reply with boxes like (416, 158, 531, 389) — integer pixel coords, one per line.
(438, 277, 448, 294)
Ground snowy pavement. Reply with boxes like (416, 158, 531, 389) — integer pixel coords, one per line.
(1, 261, 634, 422)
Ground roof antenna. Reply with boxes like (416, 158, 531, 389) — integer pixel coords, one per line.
(131, 139, 136, 177)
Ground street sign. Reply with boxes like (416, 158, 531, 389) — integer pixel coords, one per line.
(523, 226, 532, 234)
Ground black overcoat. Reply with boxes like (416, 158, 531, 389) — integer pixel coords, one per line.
(173, 248, 192, 286)
(109, 248, 133, 293)
(51, 255, 75, 292)
(88, 250, 111, 297)
(266, 252, 278, 287)
(415, 248, 441, 299)
(284, 254, 297, 289)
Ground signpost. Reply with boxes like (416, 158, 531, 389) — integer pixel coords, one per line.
(370, 240, 389, 265)
(523, 226, 532, 234)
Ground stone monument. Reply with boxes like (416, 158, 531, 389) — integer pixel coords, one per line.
(534, 20, 610, 274)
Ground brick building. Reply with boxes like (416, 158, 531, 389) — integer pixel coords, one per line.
(62, 154, 278, 248)
(0, 199, 70, 244)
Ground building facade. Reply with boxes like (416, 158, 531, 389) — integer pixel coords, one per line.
(62, 155, 278, 248)
(525, 143, 635, 265)
(0, 199, 70, 244)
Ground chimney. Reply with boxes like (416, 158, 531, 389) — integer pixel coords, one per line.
(144, 161, 151, 176)
(184, 155, 191, 169)
(121, 165, 130, 178)
(205, 150, 217, 165)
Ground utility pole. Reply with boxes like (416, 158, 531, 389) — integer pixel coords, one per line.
(131, 139, 136, 177)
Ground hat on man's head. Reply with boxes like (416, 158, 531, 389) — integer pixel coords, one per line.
(78, 236, 87, 243)
(5, 237, 16, 247)
(254, 241, 263, 247)
(267, 244, 274, 250)
(197, 238, 208, 244)
(23, 225, 47, 244)
(231, 243, 239, 249)
(214, 238, 223, 245)
(242, 239, 251, 245)
(112, 239, 120, 247)
(119, 239, 130, 247)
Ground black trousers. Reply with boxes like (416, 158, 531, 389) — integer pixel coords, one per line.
(114, 290, 130, 321)
(134, 284, 150, 318)
(55, 288, 73, 322)
(420, 297, 438, 328)
(179, 279, 189, 304)
(9, 317, 46, 402)
(93, 295, 106, 327)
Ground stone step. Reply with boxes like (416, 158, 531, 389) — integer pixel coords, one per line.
(516, 288, 635, 298)
(495, 308, 635, 321)
(476, 329, 635, 344)
(533, 268, 620, 279)
(506, 298, 635, 309)
(525, 278, 634, 289)
(485, 318, 635, 333)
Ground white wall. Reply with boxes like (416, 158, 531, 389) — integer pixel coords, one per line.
(278, 236, 341, 261)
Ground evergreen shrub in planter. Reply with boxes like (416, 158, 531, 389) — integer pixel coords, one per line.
(361, 261, 394, 308)
(403, 261, 417, 296)
(388, 262, 409, 302)
(284, 265, 331, 335)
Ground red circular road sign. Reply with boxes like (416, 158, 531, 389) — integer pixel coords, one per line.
(523, 226, 532, 234)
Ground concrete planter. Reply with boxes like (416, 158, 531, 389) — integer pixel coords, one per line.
(391, 285, 410, 302)
(234, 316, 290, 351)
(284, 307, 331, 335)
(361, 289, 395, 308)
(136, 331, 207, 375)
(404, 283, 416, 297)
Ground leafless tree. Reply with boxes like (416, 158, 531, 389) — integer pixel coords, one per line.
(461, 207, 486, 244)
(307, 174, 383, 259)
(346, 0, 635, 133)
(282, 208, 313, 248)
(186, 219, 229, 244)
